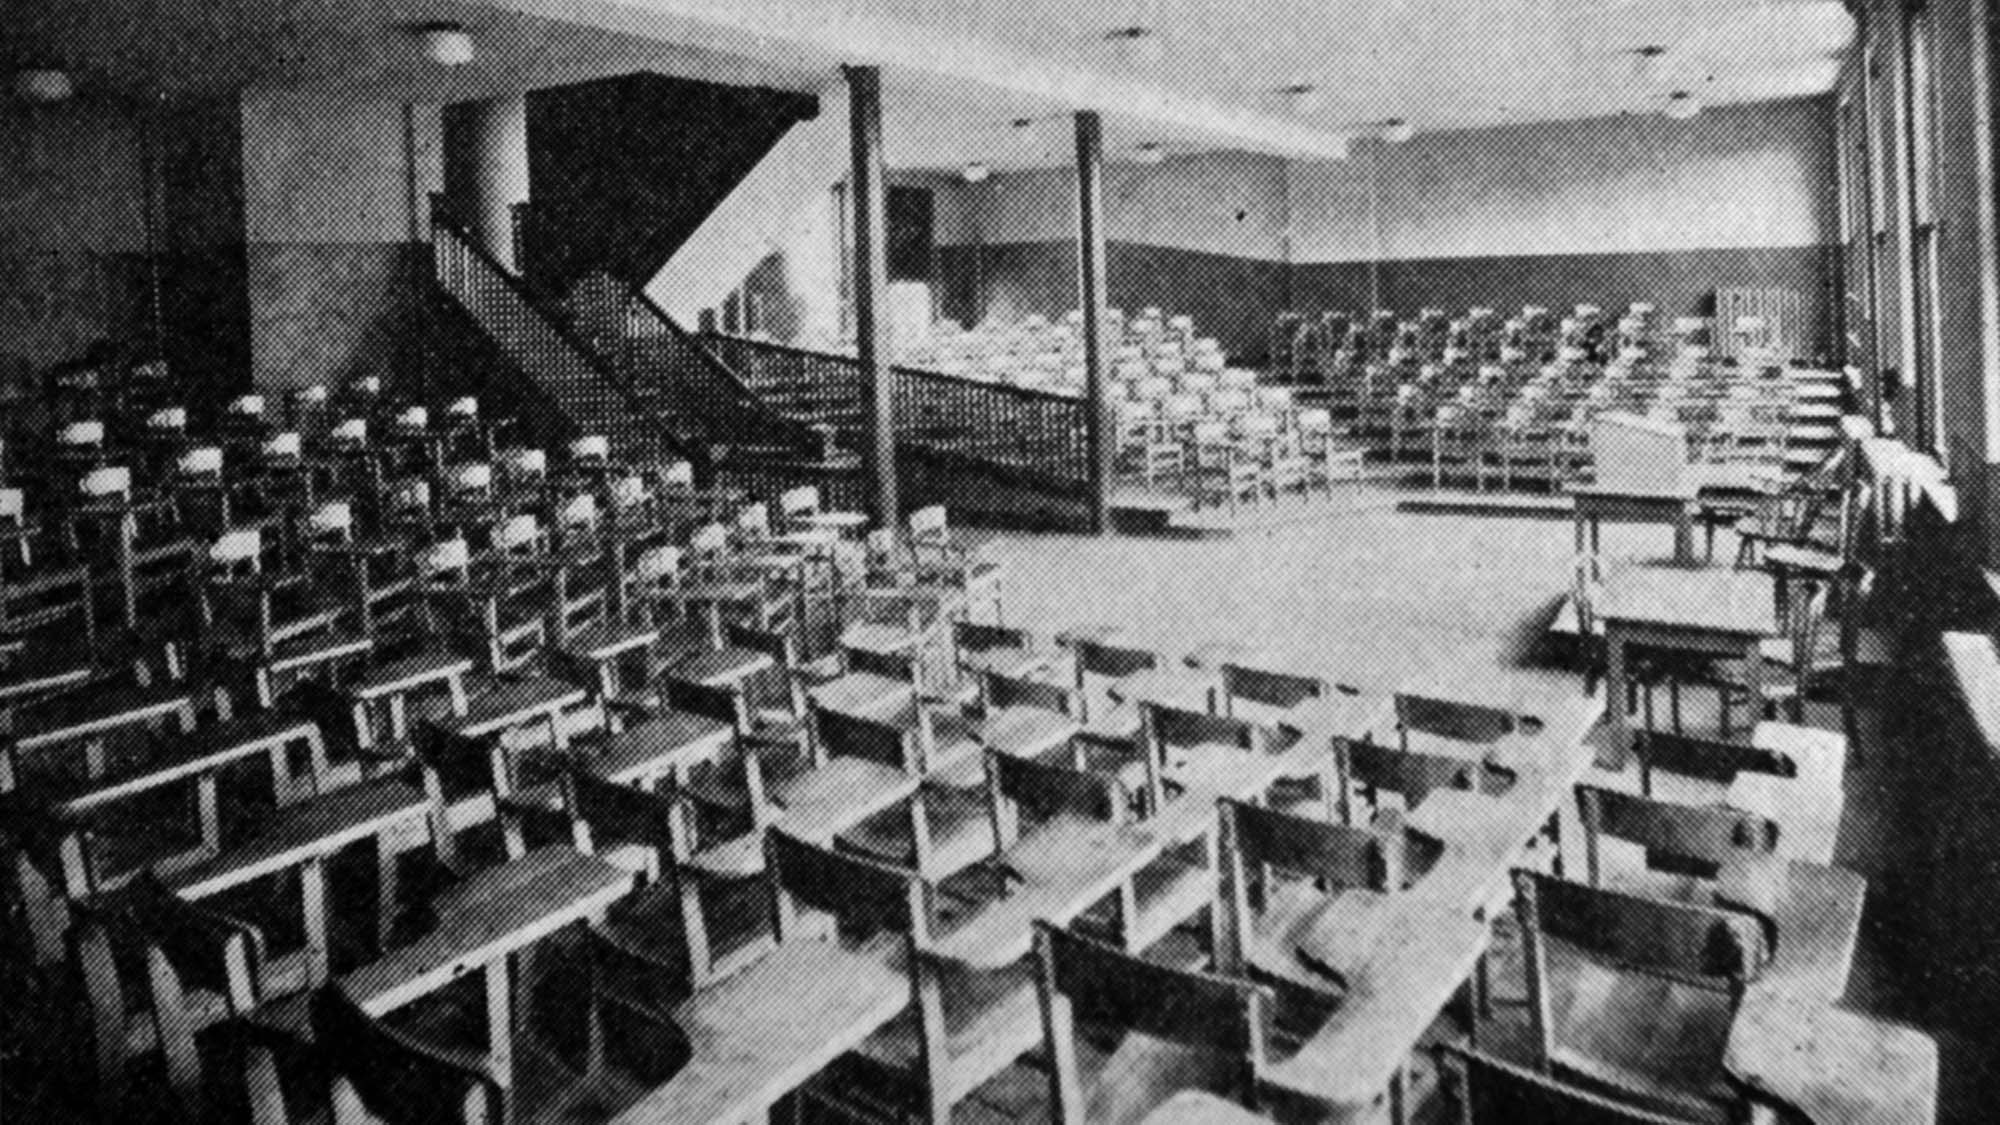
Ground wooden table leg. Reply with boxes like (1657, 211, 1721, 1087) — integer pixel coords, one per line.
(301, 856, 331, 986)
(1604, 626, 1629, 770)
(1673, 504, 1695, 563)
(375, 832, 400, 954)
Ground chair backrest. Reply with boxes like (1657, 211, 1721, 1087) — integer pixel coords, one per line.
(1035, 922, 1271, 1123)
(1393, 691, 1516, 746)
(661, 676, 750, 731)
(1145, 703, 1267, 756)
(1630, 729, 1795, 793)
(312, 984, 503, 1125)
(1513, 869, 1766, 995)
(1219, 664, 1324, 716)
(1069, 635, 1157, 681)
(953, 620, 1032, 659)
(767, 828, 926, 942)
(1337, 738, 1493, 818)
(563, 770, 682, 881)
(1444, 1046, 1694, 1124)
(982, 670, 1077, 717)
(1575, 784, 1779, 883)
(1220, 798, 1400, 893)
(813, 702, 919, 773)
(989, 749, 1125, 835)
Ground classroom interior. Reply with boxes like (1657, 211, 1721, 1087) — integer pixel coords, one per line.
(3, 0, 1995, 1122)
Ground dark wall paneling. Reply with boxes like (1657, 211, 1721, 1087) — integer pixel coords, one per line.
(158, 246, 251, 414)
(1353, 243, 1841, 362)
(943, 239, 1839, 365)
(248, 242, 422, 393)
(0, 248, 150, 387)
(934, 240, 1285, 361)
(887, 186, 934, 283)
(525, 72, 817, 292)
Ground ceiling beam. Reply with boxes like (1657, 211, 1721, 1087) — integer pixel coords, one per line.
(476, 0, 1353, 160)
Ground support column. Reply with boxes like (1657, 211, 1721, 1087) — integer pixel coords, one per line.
(1075, 111, 1113, 534)
(847, 65, 898, 525)
(442, 95, 529, 269)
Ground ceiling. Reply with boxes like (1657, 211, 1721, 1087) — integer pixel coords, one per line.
(10, 0, 1853, 170)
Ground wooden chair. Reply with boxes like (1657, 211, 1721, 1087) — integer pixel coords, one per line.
(1136, 702, 1275, 816)
(68, 875, 277, 1123)
(1442, 1046, 1701, 1124)
(978, 670, 1084, 766)
(418, 536, 546, 674)
(1334, 738, 1501, 825)
(605, 830, 913, 1123)
(1214, 798, 1406, 988)
(1629, 728, 1797, 798)
(1511, 869, 1766, 1122)
(1575, 784, 1780, 898)
(565, 770, 773, 1071)
(906, 505, 1003, 624)
(1034, 920, 1274, 1124)
(825, 700, 994, 881)
(310, 982, 507, 1125)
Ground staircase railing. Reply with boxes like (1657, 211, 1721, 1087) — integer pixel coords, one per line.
(701, 334, 1093, 494)
(614, 286, 842, 463)
(430, 206, 694, 464)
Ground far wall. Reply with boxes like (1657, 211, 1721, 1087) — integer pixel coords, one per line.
(240, 92, 443, 392)
(928, 95, 1839, 363)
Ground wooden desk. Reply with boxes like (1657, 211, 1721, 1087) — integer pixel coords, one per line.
(348, 651, 473, 749)
(1571, 484, 1699, 563)
(335, 846, 633, 1100)
(1261, 891, 1488, 1117)
(167, 776, 431, 982)
(440, 677, 587, 744)
(582, 710, 736, 789)
(1725, 993, 1937, 1125)
(1107, 667, 1218, 712)
(1597, 565, 1778, 768)
(929, 817, 1169, 971)
(606, 937, 909, 1125)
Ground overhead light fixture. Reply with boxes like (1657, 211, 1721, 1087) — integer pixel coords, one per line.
(962, 162, 991, 183)
(1133, 142, 1166, 166)
(1380, 118, 1415, 144)
(1632, 45, 1667, 85)
(1107, 27, 1164, 66)
(1663, 90, 1701, 120)
(12, 68, 74, 103)
(1282, 84, 1323, 115)
(417, 23, 476, 67)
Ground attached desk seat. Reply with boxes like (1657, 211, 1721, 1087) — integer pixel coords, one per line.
(605, 937, 909, 1125)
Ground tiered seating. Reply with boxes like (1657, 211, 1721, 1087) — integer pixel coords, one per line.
(884, 307, 1364, 511)
(1274, 302, 1843, 493)
(0, 349, 1927, 1125)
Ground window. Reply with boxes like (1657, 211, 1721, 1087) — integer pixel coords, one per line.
(1907, 3, 1947, 457)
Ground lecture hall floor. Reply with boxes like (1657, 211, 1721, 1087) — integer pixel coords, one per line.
(965, 501, 1988, 1123)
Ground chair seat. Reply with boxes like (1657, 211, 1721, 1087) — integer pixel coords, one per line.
(979, 708, 1081, 763)
(851, 956, 1041, 1102)
(639, 937, 908, 1123)
(771, 757, 921, 843)
(837, 782, 994, 880)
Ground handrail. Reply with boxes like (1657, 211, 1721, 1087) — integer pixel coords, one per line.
(429, 202, 698, 464)
(618, 286, 832, 457)
(702, 332, 1092, 491)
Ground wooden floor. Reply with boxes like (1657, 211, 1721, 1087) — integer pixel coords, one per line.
(969, 505, 1985, 1123)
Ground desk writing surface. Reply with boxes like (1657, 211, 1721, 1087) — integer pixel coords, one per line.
(343, 846, 630, 1014)
(930, 818, 1164, 970)
(1598, 566, 1779, 636)
(445, 677, 587, 736)
(1725, 992, 1937, 1125)
(610, 938, 908, 1125)
(352, 651, 473, 700)
(1264, 895, 1487, 1107)
(168, 777, 429, 898)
